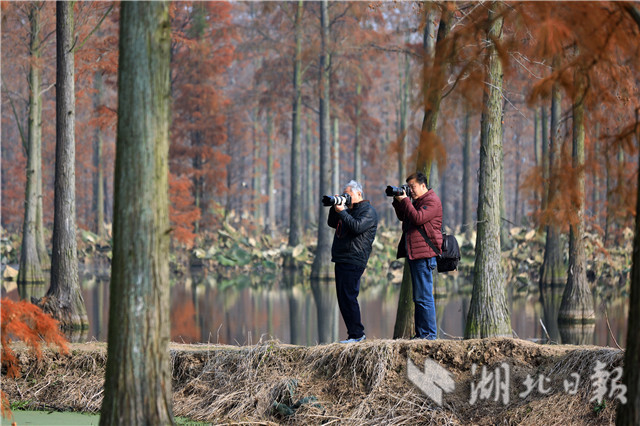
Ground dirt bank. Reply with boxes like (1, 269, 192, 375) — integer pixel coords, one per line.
(2, 338, 625, 424)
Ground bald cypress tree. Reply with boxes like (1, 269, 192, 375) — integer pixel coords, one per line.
(100, 2, 174, 424)
(464, 2, 511, 339)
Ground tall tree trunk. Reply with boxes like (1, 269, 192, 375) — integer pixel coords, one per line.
(462, 108, 474, 241)
(35, 79, 50, 271)
(252, 108, 262, 224)
(354, 81, 362, 184)
(394, 4, 450, 339)
(513, 135, 521, 224)
(310, 0, 333, 280)
(397, 44, 410, 185)
(18, 3, 45, 292)
(93, 71, 106, 239)
(540, 106, 549, 213)
(592, 123, 601, 227)
(288, 0, 304, 248)
(558, 64, 594, 323)
(462, 108, 473, 242)
(332, 116, 339, 191)
(305, 114, 315, 228)
(464, 3, 511, 339)
(540, 55, 566, 288)
(99, 2, 174, 424)
(616, 118, 640, 426)
(43, 1, 88, 331)
(265, 112, 276, 237)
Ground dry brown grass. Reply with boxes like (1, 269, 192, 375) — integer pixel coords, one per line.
(1, 338, 625, 425)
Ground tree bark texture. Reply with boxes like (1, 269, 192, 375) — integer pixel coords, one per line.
(93, 71, 105, 239)
(332, 116, 340, 191)
(540, 106, 549, 213)
(394, 5, 451, 339)
(100, 2, 174, 424)
(288, 0, 304, 248)
(252, 109, 261, 223)
(616, 131, 640, 426)
(46, 1, 88, 330)
(354, 81, 362, 184)
(35, 76, 50, 272)
(265, 112, 276, 238)
(305, 115, 315, 228)
(397, 43, 410, 186)
(462, 108, 473, 242)
(311, 0, 333, 280)
(18, 3, 45, 290)
(540, 55, 566, 287)
(558, 67, 594, 324)
(464, 3, 511, 339)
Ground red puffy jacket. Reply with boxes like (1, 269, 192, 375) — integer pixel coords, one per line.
(392, 190, 443, 260)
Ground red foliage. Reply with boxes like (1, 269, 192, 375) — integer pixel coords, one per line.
(1, 298, 69, 420)
(169, 174, 201, 248)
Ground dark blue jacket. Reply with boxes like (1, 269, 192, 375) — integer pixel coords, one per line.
(328, 200, 378, 268)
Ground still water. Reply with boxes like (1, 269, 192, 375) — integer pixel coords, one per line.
(6, 266, 628, 348)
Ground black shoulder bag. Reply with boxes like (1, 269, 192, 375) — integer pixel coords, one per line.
(416, 227, 460, 273)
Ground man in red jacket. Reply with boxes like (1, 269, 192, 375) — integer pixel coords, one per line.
(392, 172, 443, 340)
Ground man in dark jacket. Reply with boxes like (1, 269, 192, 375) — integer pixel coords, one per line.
(328, 180, 378, 343)
(392, 172, 442, 340)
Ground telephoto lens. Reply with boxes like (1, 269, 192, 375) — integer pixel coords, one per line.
(322, 193, 351, 207)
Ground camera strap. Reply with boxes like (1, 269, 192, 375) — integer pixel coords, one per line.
(417, 226, 441, 257)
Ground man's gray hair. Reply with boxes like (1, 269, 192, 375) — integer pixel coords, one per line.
(344, 180, 363, 197)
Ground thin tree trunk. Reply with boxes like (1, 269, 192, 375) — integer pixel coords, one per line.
(35, 81, 50, 271)
(288, 0, 304, 249)
(394, 4, 449, 339)
(397, 44, 410, 186)
(43, 1, 88, 331)
(306, 115, 315, 228)
(100, 2, 174, 424)
(18, 3, 45, 292)
(191, 131, 203, 235)
(310, 0, 333, 280)
(354, 81, 362, 184)
(513, 135, 521, 224)
(252, 108, 262, 224)
(332, 116, 339, 191)
(265, 112, 276, 237)
(558, 64, 594, 323)
(464, 2, 511, 339)
(93, 71, 105, 239)
(592, 123, 600, 227)
(462, 108, 473, 242)
(541, 106, 549, 213)
(540, 55, 566, 288)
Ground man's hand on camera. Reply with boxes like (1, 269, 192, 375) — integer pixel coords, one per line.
(394, 190, 407, 202)
(335, 204, 345, 212)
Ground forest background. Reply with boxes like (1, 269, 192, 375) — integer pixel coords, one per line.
(1, 1, 639, 327)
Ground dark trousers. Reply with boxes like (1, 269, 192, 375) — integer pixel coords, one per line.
(335, 262, 366, 339)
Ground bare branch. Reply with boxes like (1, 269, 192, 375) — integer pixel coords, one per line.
(73, 3, 114, 53)
(1, 77, 27, 152)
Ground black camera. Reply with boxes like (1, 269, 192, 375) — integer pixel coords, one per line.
(322, 193, 351, 207)
(385, 184, 411, 197)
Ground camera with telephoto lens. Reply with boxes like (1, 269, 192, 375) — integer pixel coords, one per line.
(385, 184, 411, 197)
(322, 193, 352, 207)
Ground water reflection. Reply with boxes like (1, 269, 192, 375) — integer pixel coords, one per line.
(3, 265, 628, 348)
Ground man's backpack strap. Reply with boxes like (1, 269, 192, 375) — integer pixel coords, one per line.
(417, 226, 440, 257)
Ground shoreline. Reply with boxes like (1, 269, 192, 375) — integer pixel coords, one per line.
(2, 338, 625, 424)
